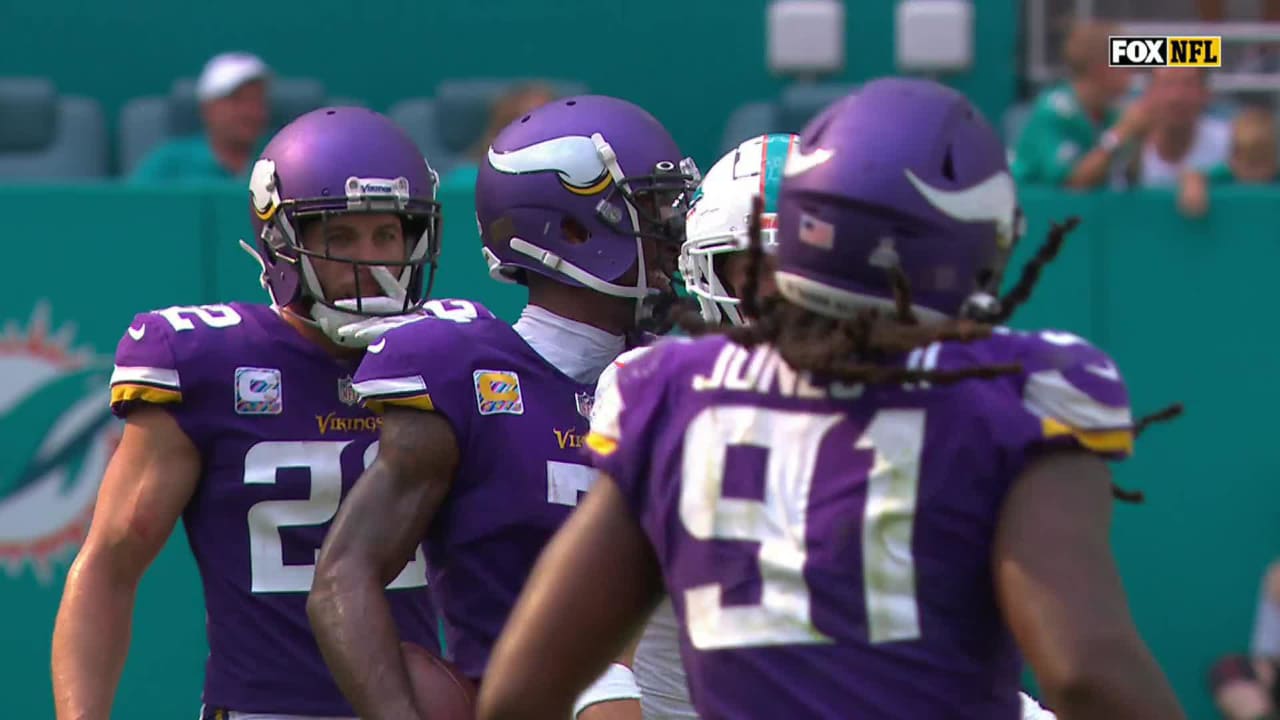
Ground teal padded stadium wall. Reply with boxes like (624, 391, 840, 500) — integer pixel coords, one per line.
(2, 0, 1019, 171)
(2, 182, 1272, 719)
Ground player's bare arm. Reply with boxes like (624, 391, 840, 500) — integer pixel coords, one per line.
(307, 405, 458, 720)
(52, 406, 200, 720)
(479, 476, 662, 720)
(994, 449, 1185, 720)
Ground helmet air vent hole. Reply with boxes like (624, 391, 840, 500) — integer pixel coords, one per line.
(561, 216, 590, 245)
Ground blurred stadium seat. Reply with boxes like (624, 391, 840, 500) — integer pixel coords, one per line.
(718, 82, 856, 154)
(117, 76, 333, 176)
(719, 100, 780, 153)
(267, 77, 327, 131)
(387, 98, 455, 175)
(390, 78, 587, 175)
(777, 82, 857, 133)
(0, 77, 108, 180)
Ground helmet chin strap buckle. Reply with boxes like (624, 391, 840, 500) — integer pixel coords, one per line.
(508, 237, 654, 301)
(238, 239, 271, 293)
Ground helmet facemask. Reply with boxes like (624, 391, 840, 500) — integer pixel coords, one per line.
(681, 213, 780, 327)
(588, 133, 700, 329)
(242, 160, 443, 347)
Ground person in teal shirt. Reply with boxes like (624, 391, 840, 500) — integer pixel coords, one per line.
(1012, 21, 1150, 189)
(129, 52, 271, 185)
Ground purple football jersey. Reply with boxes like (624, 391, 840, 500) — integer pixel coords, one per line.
(586, 328, 1134, 720)
(352, 309, 600, 680)
(109, 301, 439, 716)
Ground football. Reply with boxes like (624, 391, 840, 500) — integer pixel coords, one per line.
(402, 641, 477, 719)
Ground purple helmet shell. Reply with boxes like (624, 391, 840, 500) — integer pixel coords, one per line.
(475, 95, 699, 309)
(246, 106, 442, 317)
(774, 77, 1024, 322)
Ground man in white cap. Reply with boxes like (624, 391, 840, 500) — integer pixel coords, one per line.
(129, 51, 271, 184)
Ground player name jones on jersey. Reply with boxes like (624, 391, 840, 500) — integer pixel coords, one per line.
(691, 344, 865, 399)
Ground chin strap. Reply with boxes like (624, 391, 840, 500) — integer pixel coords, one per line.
(242, 232, 428, 349)
(311, 297, 420, 348)
(310, 266, 420, 349)
(239, 239, 278, 298)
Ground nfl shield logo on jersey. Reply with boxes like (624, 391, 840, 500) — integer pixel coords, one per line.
(337, 375, 359, 406)
(473, 369, 524, 416)
(575, 391, 594, 420)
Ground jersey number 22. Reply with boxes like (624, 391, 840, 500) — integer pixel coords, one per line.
(243, 440, 429, 593)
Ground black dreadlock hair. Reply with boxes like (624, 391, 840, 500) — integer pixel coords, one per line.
(986, 216, 1077, 324)
(978, 216, 1185, 502)
(675, 197, 1183, 503)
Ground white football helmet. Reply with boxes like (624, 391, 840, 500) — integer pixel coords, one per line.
(680, 133, 800, 326)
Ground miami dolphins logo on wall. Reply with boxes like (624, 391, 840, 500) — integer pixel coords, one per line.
(0, 302, 119, 584)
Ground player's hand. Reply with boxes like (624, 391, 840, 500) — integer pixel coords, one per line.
(1114, 97, 1153, 142)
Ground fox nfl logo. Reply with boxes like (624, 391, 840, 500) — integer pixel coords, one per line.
(1109, 36, 1222, 67)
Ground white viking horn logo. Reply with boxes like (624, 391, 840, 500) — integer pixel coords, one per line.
(904, 169, 1018, 240)
(487, 135, 613, 195)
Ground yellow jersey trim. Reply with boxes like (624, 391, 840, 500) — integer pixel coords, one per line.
(110, 383, 182, 406)
(363, 392, 436, 415)
(1041, 417, 1134, 454)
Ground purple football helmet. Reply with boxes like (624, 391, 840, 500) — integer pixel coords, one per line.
(773, 77, 1024, 322)
(475, 94, 699, 325)
(242, 106, 442, 345)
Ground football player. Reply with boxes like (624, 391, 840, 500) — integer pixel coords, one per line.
(572, 132, 794, 720)
(51, 107, 454, 720)
(585, 134, 1059, 720)
(304, 95, 698, 720)
(476, 78, 1187, 720)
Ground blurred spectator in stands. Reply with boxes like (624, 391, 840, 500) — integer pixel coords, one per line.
(129, 52, 270, 185)
(1012, 20, 1150, 189)
(441, 82, 557, 188)
(1198, 0, 1280, 24)
(1177, 107, 1277, 217)
(1208, 561, 1280, 719)
(1138, 69, 1229, 188)
(1197, 0, 1280, 72)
